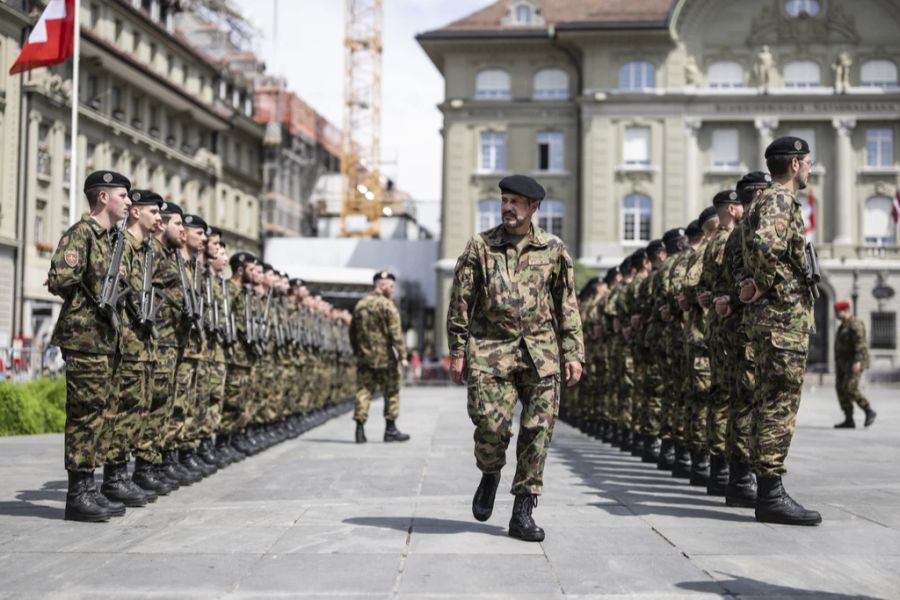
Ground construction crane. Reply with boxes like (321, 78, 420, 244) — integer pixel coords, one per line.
(339, 0, 384, 237)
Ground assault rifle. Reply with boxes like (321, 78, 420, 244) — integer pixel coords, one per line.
(260, 288, 273, 342)
(804, 241, 821, 299)
(95, 221, 128, 333)
(221, 274, 235, 345)
(175, 252, 204, 342)
(137, 239, 161, 337)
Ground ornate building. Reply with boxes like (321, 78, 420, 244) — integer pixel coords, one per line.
(418, 0, 900, 369)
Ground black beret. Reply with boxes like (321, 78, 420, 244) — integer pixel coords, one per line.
(618, 257, 632, 272)
(262, 263, 274, 272)
(647, 239, 665, 255)
(289, 278, 306, 288)
(603, 266, 619, 285)
(84, 170, 131, 192)
(630, 248, 648, 264)
(128, 189, 163, 206)
(736, 171, 772, 190)
(765, 136, 810, 158)
(159, 200, 183, 216)
(698, 206, 718, 226)
(182, 214, 208, 230)
(685, 219, 703, 238)
(218, 240, 227, 249)
(662, 227, 687, 244)
(229, 251, 257, 271)
(374, 271, 396, 283)
(207, 227, 223, 238)
(713, 190, 740, 206)
(499, 174, 545, 201)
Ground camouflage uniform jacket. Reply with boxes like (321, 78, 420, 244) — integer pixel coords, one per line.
(350, 291, 407, 368)
(119, 231, 156, 362)
(207, 269, 226, 363)
(835, 317, 869, 368)
(742, 182, 815, 333)
(224, 280, 252, 367)
(621, 271, 647, 346)
(681, 240, 710, 347)
(47, 214, 119, 354)
(154, 241, 186, 348)
(447, 224, 584, 379)
(179, 256, 207, 359)
(638, 265, 663, 349)
(714, 222, 749, 329)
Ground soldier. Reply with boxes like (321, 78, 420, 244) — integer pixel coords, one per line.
(349, 271, 410, 443)
(739, 136, 821, 526)
(833, 300, 877, 428)
(634, 240, 666, 462)
(447, 174, 584, 542)
(48, 170, 132, 522)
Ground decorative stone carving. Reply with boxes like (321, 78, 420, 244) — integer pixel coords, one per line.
(832, 51, 852, 93)
(748, 1, 860, 45)
(684, 55, 702, 87)
(753, 45, 776, 90)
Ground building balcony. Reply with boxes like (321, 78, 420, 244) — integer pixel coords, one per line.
(817, 243, 900, 261)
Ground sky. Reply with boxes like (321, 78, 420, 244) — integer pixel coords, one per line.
(233, 0, 489, 235)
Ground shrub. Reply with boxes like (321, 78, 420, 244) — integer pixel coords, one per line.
(0, 377, 66, 436)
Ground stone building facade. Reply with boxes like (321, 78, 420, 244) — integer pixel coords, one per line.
(418, 0, 900, 370)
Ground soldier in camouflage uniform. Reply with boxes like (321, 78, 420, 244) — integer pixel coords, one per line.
(447, 174, 584, 542)
(634, 240, 666, 462)
(349, 271, 410, 443)
(740, 136, 821, 526)
(597, 267, 620, 442)
(833, 300, 877, 428)
(48, 170, 132, 522)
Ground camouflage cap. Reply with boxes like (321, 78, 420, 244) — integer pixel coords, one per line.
(84, 170, 131, 192)
(765, 136, 810, 158)
(712, 190, 740, 206)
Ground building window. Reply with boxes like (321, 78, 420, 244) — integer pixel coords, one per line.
(480, 131, 506, 172)
(86, 74, 99, 108)
(515, 4, 533, 24)
(711, 129, 740, 168)
(537, 199, 564, 237)
(114, 19, 123, 44)
(861, 60, 898, 88)
(784, 60, 821, 87)
(537, 132, 563, 172)
(866, 128, 894, 168)
(870, 312, 897, 349)
(789, 128, 816, 162)
(90, 2, 100, 29)
(707, 61, 744, 88)
(619, 61, 656, 90)
(533, 68, 568, 99)
(85, 142, 96, 170)
(623, 193, 652, 242)
(132, 31, 141, 55)
(131, 95, 142, 128)
(785, 0, 820, 17)
(477, 199, 502, 231)
(34, 214, 45, 243)
(623, 126, 650, 166)
(111, 87, 123, 119)
(863, 196, 897, 245)
(475, 69, 511, 100)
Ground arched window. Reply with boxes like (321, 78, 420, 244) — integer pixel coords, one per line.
(708, 61, 744, 88)
(623, 194, 652, 242)
(515, 4, 533, 24)
(475, 69, 511, 100)
(864, 197, 897, 246)
(785, 0, 820, 17)
(784, 60, 821, 87)
(533, 68, 569, 99)
(536, 199, 564, 237)
(861, 60, 899, 88)
(478, 199, 502, 232)
(619, 61, 656, 90)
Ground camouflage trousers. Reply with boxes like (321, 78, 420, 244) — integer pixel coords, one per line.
(836, 367, 870, 413)
(184, 359, 210, 447)
(726, 327, 755, 466)
(749, 327, 809, 477)
(135, 346, 177, 464)
(354, 363, 401, 423)
(164, 354, 196, 450)
(706, 326, 730, 457)
(103, 359, 154, 464)
(639, 346, 663, 437)
(616, 344, 635, 431)
(62, 351, 120, 471)
(221, 363, 252, 434)
(202, 359, 227, 438)
(467, 368, 560, 496)
(687, 346, 711, 453)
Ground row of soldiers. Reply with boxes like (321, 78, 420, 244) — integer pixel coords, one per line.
(563, 135, 824, 526)
(49, 170, 356, 522)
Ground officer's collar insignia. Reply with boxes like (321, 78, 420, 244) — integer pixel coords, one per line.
(103, 172, 113, 183)
(794, 140, 802, 150)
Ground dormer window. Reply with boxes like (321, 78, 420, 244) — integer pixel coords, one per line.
(516, 5, 533, 24)
(785, 0, 820, 17)
(501, 1, 545, 26)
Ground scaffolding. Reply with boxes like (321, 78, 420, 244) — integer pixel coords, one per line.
(339, 0, 384, 237)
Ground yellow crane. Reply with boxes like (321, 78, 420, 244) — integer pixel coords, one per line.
(339, 0, 384, 237)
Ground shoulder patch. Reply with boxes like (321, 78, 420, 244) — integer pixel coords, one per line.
(774, 219, 787, 236)
(64, 250, 78, 267)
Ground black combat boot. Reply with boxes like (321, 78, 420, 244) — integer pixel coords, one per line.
(671, 445, 692, 478)
(153, 461, 180, 491)
(619, 429, 633, 452)
(610, 427, 623, 447)
(162, 450, 198, 485)
(199, 438, 228, 469)
(630, 431, 644, 457)
(656, 439, 675, 471)
(706, 454, 729, 496)
(725, 462, 756, 508)
(64, 470, 112, 522)
(181, 448, 216, 477)
(355, 421, 367, 444)
(232, 432, 253, 456)
(600, 422, 614, 443)
(755, 476, 822, 526)
(132, 458, 173, 496)
(834, 411, 855, 428)
(641, 436, 661, 464)
(508, 494, 545, 542)
(689, 451, 710, 487)
(864, 408, 877, 427)
(384, 420, 410, 442)
(472, 472, 501, 522)
(100, 464, 149, 507)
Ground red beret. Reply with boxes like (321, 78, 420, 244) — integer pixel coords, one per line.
(833, 301, 850, 311)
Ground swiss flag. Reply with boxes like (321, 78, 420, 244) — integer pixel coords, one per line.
(9, 0, 75, 75)
(893, 190, 900, 225)
(802, 187, 816, 241)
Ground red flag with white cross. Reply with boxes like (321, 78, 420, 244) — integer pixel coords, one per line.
(8, 0, 75, 75)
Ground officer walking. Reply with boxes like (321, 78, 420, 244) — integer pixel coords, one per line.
(349, 271, 411, 443)
(833, 300, 877, 428)
(447, 174, 584, 542)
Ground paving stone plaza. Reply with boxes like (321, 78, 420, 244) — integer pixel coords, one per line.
(0, 384, 897, 599)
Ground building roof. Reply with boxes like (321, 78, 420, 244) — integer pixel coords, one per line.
(419, 0, 676, 38)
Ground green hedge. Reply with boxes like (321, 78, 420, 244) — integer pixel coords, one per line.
(0, 377, 66, 436)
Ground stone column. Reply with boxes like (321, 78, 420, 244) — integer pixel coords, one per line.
(832, 117, 856, 247)
(754, 117, 779, 169)
(684, 118, 702, 223)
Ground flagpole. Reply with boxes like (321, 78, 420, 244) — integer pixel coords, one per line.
(67, 0, 81, 225)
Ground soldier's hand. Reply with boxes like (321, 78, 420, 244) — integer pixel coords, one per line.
(450, 356, 466, 385)
(676, 293, 690, 312)
(714, 295, 732, 318)
(698, 291, 713, 310)
(565, 361, 583, 387)
(852, 361, 862, 375)
(739, 278, 761, 304)
(630, 315, 641, 330)
(401, 359, 409, 368)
